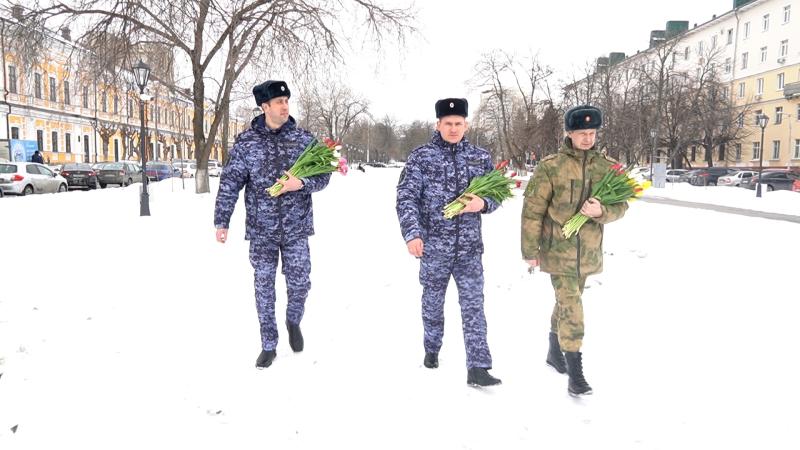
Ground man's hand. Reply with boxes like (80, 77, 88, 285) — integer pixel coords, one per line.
(580, 197, 603, 218)
(458, 193, 485, 215)
(407, 238, 424, 257)
(216, 228, 228, 243)
(275, 171, 303, 196)
(525, 259, 539, 268)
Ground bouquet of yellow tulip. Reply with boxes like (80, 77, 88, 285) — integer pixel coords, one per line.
(562, 163, 651, 238)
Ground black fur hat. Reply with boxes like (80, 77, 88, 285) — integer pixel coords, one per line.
(253, 80, 291, 106)
(564, 105, 602, 131)
(435, 98, 468, 118)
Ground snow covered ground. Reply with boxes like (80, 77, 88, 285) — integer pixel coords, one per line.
(1, 168, 798, 449)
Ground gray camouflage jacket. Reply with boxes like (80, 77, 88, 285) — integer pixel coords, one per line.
(214, 114, 331, 242)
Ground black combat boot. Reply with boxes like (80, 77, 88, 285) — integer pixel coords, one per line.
(424, 352, 439, 369)
(546, 332, 567, 374)
(286, 321, 304, 352)
(467, 368, 502, 387)
(256, 350, 276, 369)
(564, 351, 593, 396)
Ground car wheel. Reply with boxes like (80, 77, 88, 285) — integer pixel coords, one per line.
(709, 181, 716, 186)
(767, 185, 774, 192)
(58, 183, 67, 193)
(100, 183, 107, 189)
(22, 185, 34, 196)
(125, 178, 132, 186)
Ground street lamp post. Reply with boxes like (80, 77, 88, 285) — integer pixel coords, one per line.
(133, 60, 152, 216)
(649, 129, 656, 180)
(756, 113, 769, 198)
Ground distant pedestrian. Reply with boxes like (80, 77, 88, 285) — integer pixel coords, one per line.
(32, 151, 44, 164)
(357, 163, 365, 173)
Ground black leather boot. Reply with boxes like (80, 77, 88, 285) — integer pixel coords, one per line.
(256, 350, 276, 369)
(286, 321, 304, 352)
(424, 352, 439, 369)
(546, 332, 567, 374)
(467, 368, 502, 387)
(564, 351, 593, 396)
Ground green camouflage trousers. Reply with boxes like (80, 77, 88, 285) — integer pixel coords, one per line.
(549, 274, 588, 352)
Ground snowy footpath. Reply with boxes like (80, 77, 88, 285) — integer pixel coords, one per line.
(0, 169, 798, 449)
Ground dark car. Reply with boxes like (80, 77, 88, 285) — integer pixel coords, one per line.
(145, 162, 176, 181)
(98, 162, 143, 188)
(677, 169, 703, 183)
(688, 167, 736, 186)
(744, 170, 800, 191)
(60, 163, 99, 190)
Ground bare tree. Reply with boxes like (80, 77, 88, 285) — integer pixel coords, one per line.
(30, 0, 413, 193)
(299, 78, 370, 142)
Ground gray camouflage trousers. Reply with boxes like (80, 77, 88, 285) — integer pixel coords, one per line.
(419, 254, 493, 369)
(249, 238, 311, 351)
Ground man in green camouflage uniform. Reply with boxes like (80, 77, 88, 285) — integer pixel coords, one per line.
(521, 105, 628, 396)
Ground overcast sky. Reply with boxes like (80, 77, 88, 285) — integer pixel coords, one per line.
(340, 0, 733, 123)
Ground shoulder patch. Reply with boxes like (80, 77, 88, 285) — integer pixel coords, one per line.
(539, 153, 559, 163)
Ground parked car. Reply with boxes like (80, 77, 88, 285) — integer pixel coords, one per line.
(174, 161, 196, 178)
(688, 167, 736, 186)
(743, 170, 800, 191)
(208, 160, 222, 177)
(677, 169, 703, 183)
(60, 163, 99, 190)
(665, 169, 688, 182)
(145, 162, 176, 181)
(717, 170, 757, 187)
(793, 179, 800, 192)
(97, 162, 143, 187)
(0, 161, 68, 195)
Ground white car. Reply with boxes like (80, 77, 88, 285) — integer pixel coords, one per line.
(0, 161, 68, 195)
(718, 170, 757, 187)
(665, 169, 688, 182)
(208, 160, 222, 177)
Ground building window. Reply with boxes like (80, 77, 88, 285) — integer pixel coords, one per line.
(101, 91, 107, 113)
(36, 130, 43, 151)
(684, 46, 690, 59)
(113, 95, 119, 114)
(64, 80, 70, 105)
(763, 14, 769, 31)
(725, 58, 731, 73)
(727, 29, 734, 44)
(83, 85, 89, 108)
(752, 142, 761, 160)
(34, 73, 42, 99)
(723, 86, 730, 98)
(718, 144, 725, 161)
(691, 146, 697, 162)
(65, 133, 71, 153)
(7, 65, 17, 94)
(128, 99, 134, 118)
(744, 21, 751, 38)
(754, 109, 763, 125)
(778, 73, 785, 90)
(797, 104, 800, 120)
(737, 113, 745, 128)
(784, 5, 791, 23)
(776, 106, 783, 124)
(738, 82, 746, 98)
(49, 76, 56, 102)
(711, 35, 717, 48)
(772, 140, 780, 159)
(761, 47, 768, 62)
(794, 139, 800, 159)
(11, 126, 19, 139)
(780, 40, 788, 57)
(698, 40, 704, 55)
(735, 143, 742, 161)
(757, 78, 764, 94)
(741, 52, 748, 69)
(51, 131, 58, 152)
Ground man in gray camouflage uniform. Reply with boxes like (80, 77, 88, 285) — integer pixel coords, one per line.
(214, 80, 331, 369)
(396, 98, 502, 387)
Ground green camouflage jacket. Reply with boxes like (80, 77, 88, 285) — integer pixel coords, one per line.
(521, 138, 628, 277)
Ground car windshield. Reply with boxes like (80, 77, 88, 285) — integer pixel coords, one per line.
(104, 163, 124, 170)
(64, 163, 91, 170)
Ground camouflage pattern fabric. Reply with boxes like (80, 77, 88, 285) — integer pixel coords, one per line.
(520, 138, 627, 277)
(397, 131, 499, 369)
(214, 114, 331, 241)
(419, 254, 492, 369)
(396, 131, 500, 259)
(249, 238, 311, 351)
(550, 274, 587, 352)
